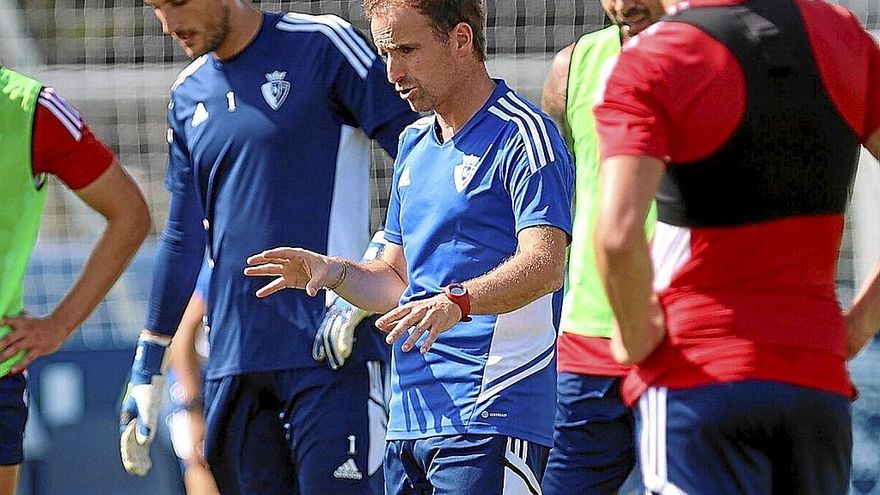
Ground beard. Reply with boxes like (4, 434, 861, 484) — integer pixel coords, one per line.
(200, 3, 232, 56)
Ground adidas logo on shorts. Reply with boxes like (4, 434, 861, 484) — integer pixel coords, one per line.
(333, 458, 363, 480)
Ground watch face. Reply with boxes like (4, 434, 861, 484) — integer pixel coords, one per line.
(449, 286, 466, 296)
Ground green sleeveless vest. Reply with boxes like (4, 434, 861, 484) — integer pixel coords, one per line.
(560, 27, 656, 338)
(0, 67, 47, 374)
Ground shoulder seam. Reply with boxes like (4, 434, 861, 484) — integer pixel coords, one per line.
(487, 92, 556, 173)
(171, 55, 209, 92)
(275, 12, 376, 79)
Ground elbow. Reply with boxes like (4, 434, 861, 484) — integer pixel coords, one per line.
(126, 201, 152, 248)
(133, 205, 152, 244)
(594, 224, 641, 266)
(546, 263, 565, 294)
(109, 198, 151, 257)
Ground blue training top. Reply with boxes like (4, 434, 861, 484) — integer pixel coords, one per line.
(384, 80, 574, 446)
(145, 12, 416, 378)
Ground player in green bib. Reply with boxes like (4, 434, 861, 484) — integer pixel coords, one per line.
(538, 1, 664, 493)
(0, 66, 150, 494)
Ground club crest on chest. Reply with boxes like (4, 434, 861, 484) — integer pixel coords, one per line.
(261, 70, 291, 111)
(454, 154, 481, 192)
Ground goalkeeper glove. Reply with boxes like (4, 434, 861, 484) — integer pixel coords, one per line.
(313, 297, 373, 370)
(119, 333, 171, 476)
(313, 231, 387, 370)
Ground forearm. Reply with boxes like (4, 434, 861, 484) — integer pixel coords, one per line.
(333, 258, 408, 313)
(594, 155, 667, 364)
(169, 294, 207, 402)
(465, 229, 566, 315)
(170, 341, 204, 405)
(848, 130, 880, 356)
(596, 234, 661, 364)
(51, 202, 149, 336)
(846, 261, 880, 358)
(144, 193, 205, 336)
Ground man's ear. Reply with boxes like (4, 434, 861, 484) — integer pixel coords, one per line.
(452, 22, 474, 56)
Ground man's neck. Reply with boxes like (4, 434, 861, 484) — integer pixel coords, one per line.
(214, 5, 263, 61)
(435, 66, 496, 143)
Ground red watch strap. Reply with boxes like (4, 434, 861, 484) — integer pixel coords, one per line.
(443, 284, 472, 322)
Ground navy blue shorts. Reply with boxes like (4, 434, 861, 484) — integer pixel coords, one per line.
(203, 361, 387, 495)
(636, 381, 851, 495)
(0, 374, 27, 465)
(542, 373, 639, 495)
(385, 434, 548, 495)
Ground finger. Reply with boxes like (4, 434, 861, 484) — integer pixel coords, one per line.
(391, 309, 428, 351)
(0, 337, 26, 362)
(9, 351, 34, 375)
(384, 316, 417, 345)
(383, 307, 422, 344)
(243, 263, 285, 277)
(401, 324, 428, 352)
(246, 247, 297, 265)
(0, 318, 22, 348)
(383, 323, 407, 345)
(376, 305, 412, 331)
(305, 273, 327, 297)
(255, 278, 288, 298)
(0, 316, 21, 327)
(418, 313, 444, 354)
(420, 327, 441, 354)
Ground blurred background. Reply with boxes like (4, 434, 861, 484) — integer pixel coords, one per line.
(2, 0, 879, 493)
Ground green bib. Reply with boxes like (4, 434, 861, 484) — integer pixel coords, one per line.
(0, 67, 47, 374)
(560, 27, 656, 338)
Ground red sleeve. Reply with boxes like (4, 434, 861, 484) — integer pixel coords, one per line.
(797, 0, 880, 141)
(594, 21, 745, 164)
(32, 88, 115, 190)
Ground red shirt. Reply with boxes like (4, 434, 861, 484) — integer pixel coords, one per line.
(595, 0, 880, 405)
(32, 87, 114, 189)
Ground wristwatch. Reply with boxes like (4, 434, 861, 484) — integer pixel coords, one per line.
(442, 283, 472, 322)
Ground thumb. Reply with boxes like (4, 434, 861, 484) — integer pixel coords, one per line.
(136, 419, 153, 444)
(305, 277, 322, 297)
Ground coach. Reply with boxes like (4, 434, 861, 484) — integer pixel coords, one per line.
(246, 0, 574, 492)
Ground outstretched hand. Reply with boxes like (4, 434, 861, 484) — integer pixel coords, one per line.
(244, 247, 343, 297)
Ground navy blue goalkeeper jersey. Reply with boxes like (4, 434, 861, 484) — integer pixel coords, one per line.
(145, 12, 416, 378)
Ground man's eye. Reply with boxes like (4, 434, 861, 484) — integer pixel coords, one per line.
(400, 47, 415, 55)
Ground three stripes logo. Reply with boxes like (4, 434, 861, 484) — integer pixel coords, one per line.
(333, 458, 363, 480)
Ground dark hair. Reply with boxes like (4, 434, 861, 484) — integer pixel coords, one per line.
(363, 0, 486, 61)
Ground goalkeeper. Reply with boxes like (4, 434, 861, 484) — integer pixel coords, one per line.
(120, 2, 415, 493)
(0, 66, 150, 495)
(136, 235, 391, 494)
